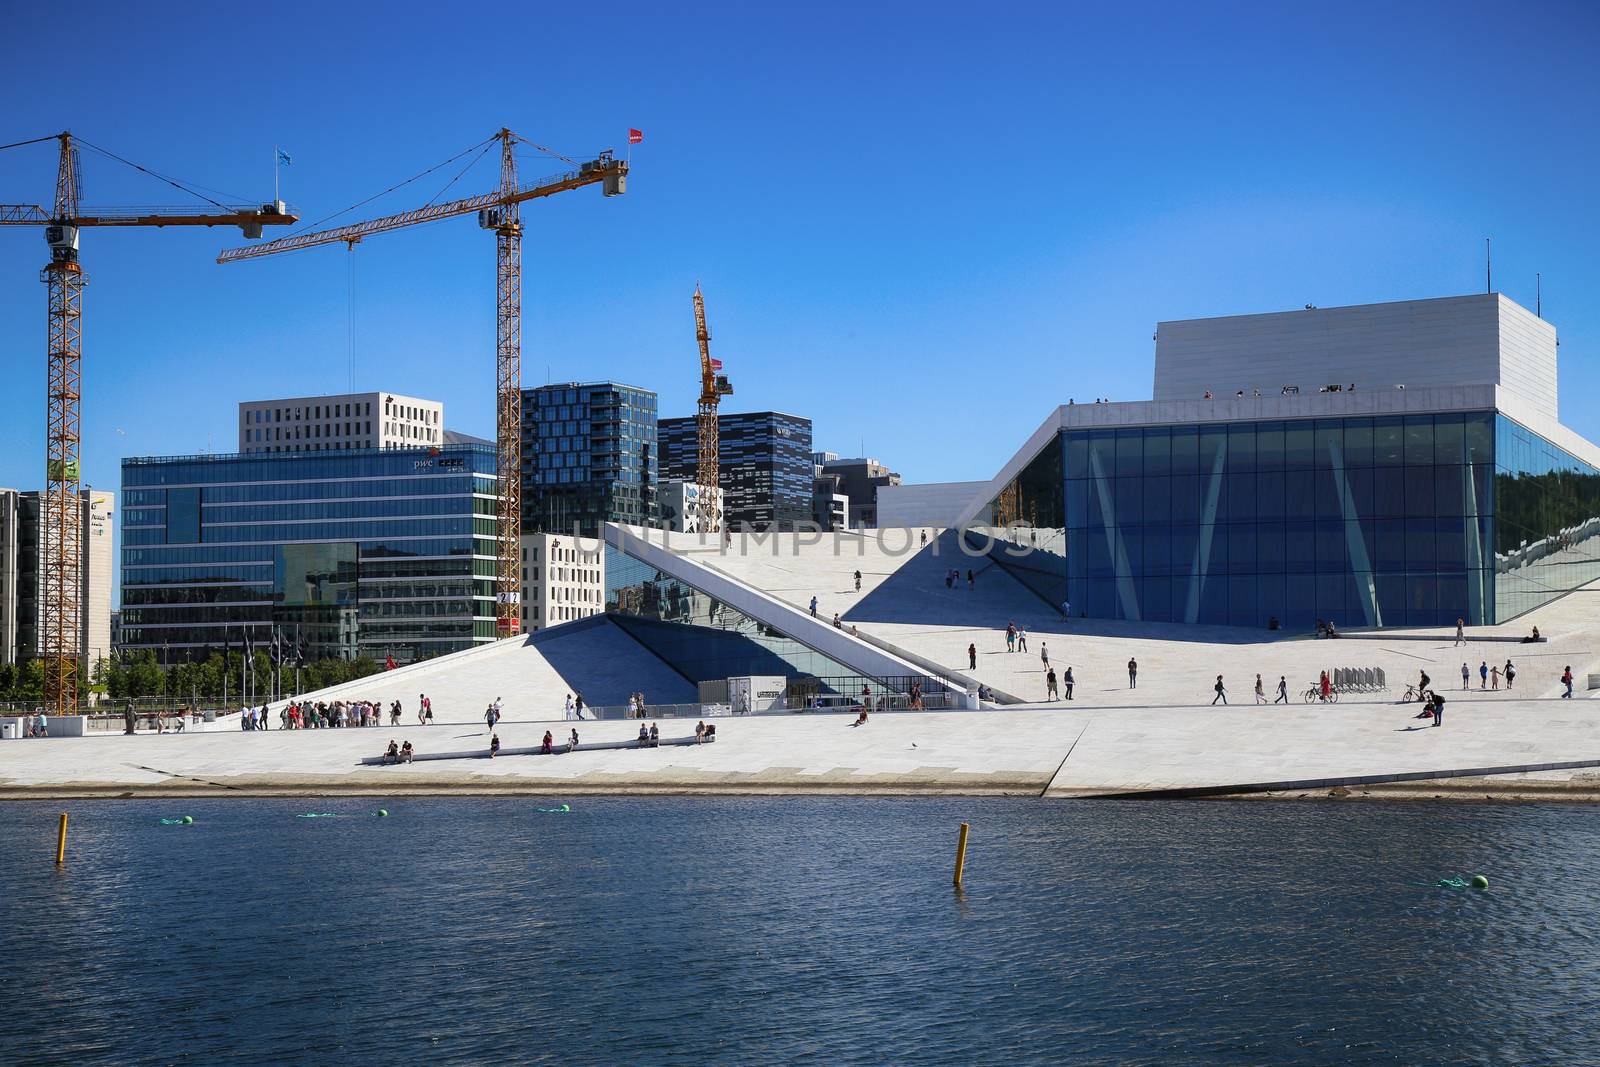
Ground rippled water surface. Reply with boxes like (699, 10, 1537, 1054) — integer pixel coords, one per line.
(2, 796, 1599, 1065)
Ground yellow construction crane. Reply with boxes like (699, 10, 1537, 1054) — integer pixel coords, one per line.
(218, 129, 627, 640)
(693, 286, 733, 532)
(0, 131, 298, 716)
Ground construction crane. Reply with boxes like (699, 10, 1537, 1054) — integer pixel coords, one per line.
(218, 129, 627, 641)
(692, 286, 733, 532)
(0, 131, 298, 717)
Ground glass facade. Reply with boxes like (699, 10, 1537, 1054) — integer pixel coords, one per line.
(660, 412, 814, 529)
(605, 546, 915, 700)
(120, 444, 500, 662)
(966, 410, 1600, 628)
(522, 382, 657, 536)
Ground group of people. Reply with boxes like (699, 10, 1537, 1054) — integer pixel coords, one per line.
(563, 693, 588, 719)
(282, 698, 406, 730)
(380, 739, 415, 764)
(943, 569, 974, 590)
(1458, 660, 1518, 691)
(627, 692, 650, 718)
(1004, 621, 1029, 653)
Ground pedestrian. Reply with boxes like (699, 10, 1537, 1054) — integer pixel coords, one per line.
(419, 695, 428, 726)
(1063, 666, 1075, 700)
(809, 595, 818, 618)
(920, 530, 927, 547)
(1047, 668, 1058, 700)
(1562, 666, 1574, 699)
(1479, 661, 1488, 689)
(1005, 623, 1016, 652)
(1060, 599, 1070, 621)
(1461, 662, 1470, 690)
(1017, 626, 1028, 653)
(1504, 660, 1516, 690)
(967, 569, 974, 591)
(1490, 665, 1500, 690)
(1274, 675, 1288, 704)
(564, 693, 574, 719)
(1320, 670, 1331, 703)
(1040, 642, 1050, 669)
(1418, 670, 1431, 701)
(1254, 674, 1265, 704)
(1212, 675, 1228, 705)
(1128, 657, 1138, 689)
(1454, 618, 1465, 646)
(485, 705, 497, 732)
(945, 570, 954, 590)
(854, 570, 862, 592)
(968, 643, 977, 670)
(1430, 691, 1445, 727)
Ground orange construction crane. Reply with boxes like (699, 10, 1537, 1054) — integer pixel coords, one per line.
(218, 129, 627, 641)
(692, 286, 733, 532)
(0, 131, 298, 717)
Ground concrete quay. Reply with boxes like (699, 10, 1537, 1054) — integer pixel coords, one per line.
(5, 695, 1600, 801)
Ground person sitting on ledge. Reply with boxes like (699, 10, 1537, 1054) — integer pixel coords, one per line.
(1267, 615, 1280, 631)
(649, 722, 660, 747)
(541, 730, 554, 755)
(383, 740, 400, 765)
(851, 709, 869, 727)
(637, 724, 650, 748)
(1315, 618, 1327, 637)
(399, 741, 414, 764)
(1524, 627, 1542, 643)
(489, 733, 500, 758)
(695, 720, 706, 744)
(1326, 619, 1340, 638)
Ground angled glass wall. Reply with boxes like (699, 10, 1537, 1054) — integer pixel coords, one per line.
(962, 437, 1067, 608)
(1494, 416, 1600, 620)
(604, 546, 916, 698)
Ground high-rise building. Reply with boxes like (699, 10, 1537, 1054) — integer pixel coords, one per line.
(519, 533, 605, 631)
(658, 480, 725, 533)
(0, 488, 114, 668)
(660, 411, 813, 528)
(238, 391, 443, 454)
(119, 443, 498, 664)
(817, 455, 901, 528)
(521, 382, 658, 537)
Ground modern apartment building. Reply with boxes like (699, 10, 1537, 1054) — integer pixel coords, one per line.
(816, 455, 901, 528)
(239, 391, 442, 454)
(519, 532, 605, 631)
(660, 411, 813, 528)
(521, 382, 658, 537)
(119, 443, 498, 664)
(0, 488, 114, 668)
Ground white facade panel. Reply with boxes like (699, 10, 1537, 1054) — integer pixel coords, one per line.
(877, 481, 991, 530)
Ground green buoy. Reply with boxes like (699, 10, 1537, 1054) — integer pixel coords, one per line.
(181, 815, 194, 825)
(1471, 874, 1488, 889)
(377, 809, 389, 817)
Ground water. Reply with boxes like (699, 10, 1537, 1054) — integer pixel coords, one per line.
(2, 796, 1598, 1066)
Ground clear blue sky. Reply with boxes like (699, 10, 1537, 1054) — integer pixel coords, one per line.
(2, 2, 1598, 539)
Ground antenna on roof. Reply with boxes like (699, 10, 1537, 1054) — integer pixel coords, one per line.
(1536, 272, 1542, 318)
(1485, 237, 1492, 294)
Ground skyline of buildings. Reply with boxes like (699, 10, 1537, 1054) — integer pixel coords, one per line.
(521, 382, 658, 537)
(660, 411, 815, 529)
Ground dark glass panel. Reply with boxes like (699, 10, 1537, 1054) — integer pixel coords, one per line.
(1464, 413, 1494, 464)
(1284, 423, 1314, 469)
(1314, 420, 1343, 468)
(1434, 465, 1465, 516)
(1224, 473, 1256, 521)
(1114, 477, 1143, 526)
(1404, 467, 1436, 516)
(1143, 429, 1171, 476)
(1255, 423, 1285, 472)
(1407, 518, 1436, 569)
(1256, 521, 1286, 573)
(1285, 522, 1316, 573)
(1374, 468, 1405, 517)
(1284, 472, 1316, 519)
(1343, 418, 1374, 467)
(1115, 429, 1143, 477)
(1170, 427, 1198, 475)
(1227, 425, 1256, 471)
(1255, 471, 1285, 518)
(1142, 476, 1170, 525)
(1374, 417, 1404, 466)
(1404, 415, 1434, 465)
(1434, 415, 1465, 464)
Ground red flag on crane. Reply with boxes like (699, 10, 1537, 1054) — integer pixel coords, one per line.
(628, 129, 644, 144)
(710, 359, 723, 370)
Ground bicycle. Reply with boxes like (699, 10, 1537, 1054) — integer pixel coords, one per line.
(1302, 686, 1340, 703)
(1398, 683, 1421, 702)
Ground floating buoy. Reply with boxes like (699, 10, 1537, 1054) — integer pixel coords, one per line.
(1471, 874, 1489, 889)
(182, 815, 193, 825)
(377, 809, 389, 817)
(535, 803, 570, 814)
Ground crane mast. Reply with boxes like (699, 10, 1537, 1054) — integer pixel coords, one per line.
(0, 131, 297, 716)
(693, 286, 732, 533)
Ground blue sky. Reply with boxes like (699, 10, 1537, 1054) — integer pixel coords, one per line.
(2, 1, 1598, 511)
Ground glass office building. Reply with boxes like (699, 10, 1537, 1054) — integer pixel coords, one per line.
(120, 444, 499, 663)
(660, 411, 814, 528)
(522, 382, 657, 536)
(969, 410, 1600, 628)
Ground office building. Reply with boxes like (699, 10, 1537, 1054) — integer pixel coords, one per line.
(239, 391, 443, 454)
(0, 488, 114, 668)
(119, 443, 498, 664)
(520, 533, 605, 631)
(658, 480, 725, 533)
(811, 454, 849, 530)
(522, 382, 657, 537)
(957, 293, 1599, 628)
(660, 411, 813, 528)
(817, 455, 901, 528)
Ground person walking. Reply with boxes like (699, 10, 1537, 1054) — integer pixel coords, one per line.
(1212, 675, 1228, 705)
(1017, 626, 1028, 653)
(968, 643, 977, 671)
(1504, 660, 1516, 691)
(1254, 674, 1266, 704)
(967, 569, 974, 591)
(853, 570, 862, 592)
(809, 596, 818, 618)
(1562, 665, 1574, 699)
(1046, 668, 1059, 700)
(1454, 618, 1465, 646)
(564, 693, 574, 719)
(1479, 661, 1488, 689)
(1128, 658, 1138, 689)
(1319, 670, 1331, 703)
(1060, 599, 1071, 621)
(1430, 690, 1445, 727)
(1490, 665, 1500, 690)
(1040, 642, 1050, 670)
(1063, 666, 1075, 700)
(1461, 662, 1470, 690)
(1005, 623, 1016, 652)
(1274, 675, 1288, 704)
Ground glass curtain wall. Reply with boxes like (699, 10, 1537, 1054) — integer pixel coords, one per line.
(1494, 416, 1600, 620)
(963, 438, 1067, 608)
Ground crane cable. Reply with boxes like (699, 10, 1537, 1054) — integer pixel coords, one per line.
(0, 134, 60, 153)
(423, 138, 498, 208)
(74, 136, 235, 210)
(283, 133, 500, 238)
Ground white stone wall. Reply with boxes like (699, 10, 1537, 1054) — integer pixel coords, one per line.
(1153, 294, 1556, 418)
(877, 481, 991, 529)
(238, 391, 443, 453)
(521, 533, 605, 631)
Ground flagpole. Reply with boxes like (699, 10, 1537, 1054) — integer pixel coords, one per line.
(274, 145, 280, 205)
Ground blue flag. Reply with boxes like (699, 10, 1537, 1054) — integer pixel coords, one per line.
(277, 148, 292, 166)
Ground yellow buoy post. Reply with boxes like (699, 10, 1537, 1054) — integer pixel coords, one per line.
(55, 812, 68, 865)
(953, 821, 970, 887)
